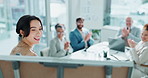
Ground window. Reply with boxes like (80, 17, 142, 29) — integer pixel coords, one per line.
(110, 0, 148, 28)
(0, 0, 68, 55)
(50, 0, 68, 38)
(0, 0, 47, 55)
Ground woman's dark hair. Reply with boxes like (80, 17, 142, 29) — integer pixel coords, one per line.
(55, 23, 65, 30)
(76, 17, 84, 22)
(16, 15, 43, 37)
(143, 24, 148, 31)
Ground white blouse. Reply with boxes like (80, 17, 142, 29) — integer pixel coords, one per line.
(130, 41, 148, 64)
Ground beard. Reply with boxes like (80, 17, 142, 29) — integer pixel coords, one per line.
(77, 25, 83, 30)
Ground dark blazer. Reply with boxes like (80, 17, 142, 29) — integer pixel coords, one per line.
(69, 28, 94, 52)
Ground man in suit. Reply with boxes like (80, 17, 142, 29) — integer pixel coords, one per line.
(49, 23, 70, 57)
(69, 17, 94, 52)
(117, 17, 141, 46)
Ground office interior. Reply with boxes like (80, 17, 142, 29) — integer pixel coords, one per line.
(0, 0, 148, 55)
(0, 0, 148, 78)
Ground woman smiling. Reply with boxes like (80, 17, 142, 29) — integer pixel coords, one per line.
(128, 24, 148, 77)
(10, 15, 43, 56)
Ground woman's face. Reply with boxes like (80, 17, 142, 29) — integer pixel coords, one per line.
(56, 27, 64, 39)
(24, 20, 43, 46)
(141, 30, 148, 42)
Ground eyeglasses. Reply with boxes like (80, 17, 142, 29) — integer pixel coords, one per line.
(57, 32, 65, 34)
(77, 22, 83, 24)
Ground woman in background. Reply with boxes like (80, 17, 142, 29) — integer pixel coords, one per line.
(10, 15, 43, 56)
(128, 24, 148, 78)
(49, 23, 70, 57)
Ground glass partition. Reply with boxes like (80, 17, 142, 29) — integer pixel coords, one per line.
(0, 0, 47, 55)
(2, 0, 147, 56)
(50, 0, 68, 39)
(0, 0, 68, 56)
(109, 0, 148, 28)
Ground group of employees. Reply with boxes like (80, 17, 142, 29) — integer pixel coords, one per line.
(10, 15, 148, 77)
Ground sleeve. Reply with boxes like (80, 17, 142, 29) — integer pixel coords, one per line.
(127, 28, 141, 42)
(69, 32, 85, 51)
(130, 47, 148, 64)
(49, 40, 67, 57)
(116, 28, 122, 37)
(87, 37, 94, 47)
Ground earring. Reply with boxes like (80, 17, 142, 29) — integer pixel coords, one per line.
(22, 35, 25, 38)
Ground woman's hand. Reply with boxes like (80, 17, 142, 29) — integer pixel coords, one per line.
(128, 39, 136, 48)
(64, 42, 70, 50)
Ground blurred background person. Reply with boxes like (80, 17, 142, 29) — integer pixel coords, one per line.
(117, 17, 141, 46)
(69, 17, 94, 52)
(10, 15, 43, 56)
(49, 23, 70, 57)
(128, 24, 148, 78)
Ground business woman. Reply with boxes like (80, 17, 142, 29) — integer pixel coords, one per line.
(49, 24, 70, 57)
(10, 15, 43, 56)
(128, 24, 148, 78)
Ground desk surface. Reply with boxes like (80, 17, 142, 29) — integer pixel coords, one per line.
(0, 42, 134, 67)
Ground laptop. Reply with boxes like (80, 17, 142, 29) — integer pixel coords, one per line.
(108, 37, 125, 52)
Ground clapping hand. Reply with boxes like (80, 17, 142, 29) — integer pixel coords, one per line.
(84, 32, 92, 42)
(122, 27, 130, 37)
(128, 39, 136, 48)
(64, 41, 70, 50)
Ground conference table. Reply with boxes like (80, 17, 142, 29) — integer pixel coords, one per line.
(62, 42, 133, 78)
(0, 42, 134, 78)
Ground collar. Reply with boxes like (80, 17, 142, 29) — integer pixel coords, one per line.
(56, 36, 65, 42)
(143, 41, 148, 46)
(139, 41, 148, 47)
(77, 28, 84, 33)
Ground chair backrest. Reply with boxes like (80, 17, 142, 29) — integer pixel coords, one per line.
(0, 59, 131, 78)
(141, 64, 148, 67)
(0, 60, 15, 78)
(19, 62, 56, 78)
(134, 64, 148, 76)
(0, 69, 3, 78)
(40, 47, 50, 57)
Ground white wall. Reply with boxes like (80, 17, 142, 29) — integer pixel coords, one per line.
(68, 0, 80, 31)
(68, 0, 105, 31)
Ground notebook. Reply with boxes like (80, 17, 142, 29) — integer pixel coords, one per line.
(108, 37, 125, 52)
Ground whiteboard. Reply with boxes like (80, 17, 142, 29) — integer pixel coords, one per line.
(80, 0, 104, 29)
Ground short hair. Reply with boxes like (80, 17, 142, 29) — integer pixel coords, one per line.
(126, 17, 132, 20)
(55, 23, 65, 30)
(76, 17, 84, 22)
(143, 24, 148, 31)
(16, 15, 43, 37)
